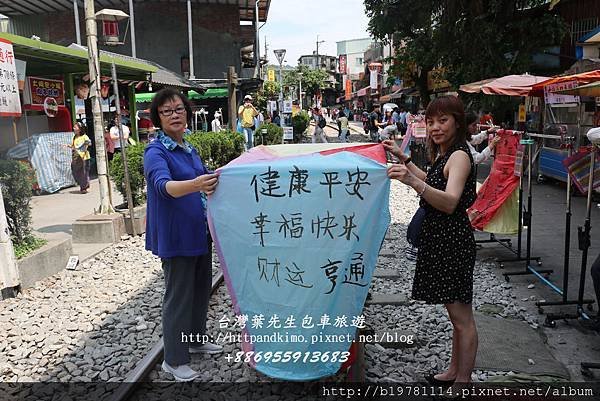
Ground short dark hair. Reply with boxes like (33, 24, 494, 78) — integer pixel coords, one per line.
(465, 112, 478, 126)
(149, 88, 193, 129)
(425, 96, 469, 162)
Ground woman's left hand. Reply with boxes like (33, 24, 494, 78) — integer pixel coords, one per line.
(387, 163, 416, 185)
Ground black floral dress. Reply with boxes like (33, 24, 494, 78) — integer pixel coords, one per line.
(412, 141, 477, 304)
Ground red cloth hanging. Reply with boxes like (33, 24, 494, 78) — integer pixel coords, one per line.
(468, 130, 521, 230)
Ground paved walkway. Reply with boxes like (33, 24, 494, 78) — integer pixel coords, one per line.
(30, 177, 124, 260)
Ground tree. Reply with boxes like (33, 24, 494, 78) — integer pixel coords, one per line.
(364, 0, 566, 105)
(282, 65, 328, 103)
(365, 0, 441, 105)
(255, 80, 280, 111)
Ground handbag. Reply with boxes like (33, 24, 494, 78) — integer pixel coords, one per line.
(406, 206, 426, 247)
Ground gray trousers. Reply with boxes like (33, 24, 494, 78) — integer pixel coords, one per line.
(161, 249, 212, 366)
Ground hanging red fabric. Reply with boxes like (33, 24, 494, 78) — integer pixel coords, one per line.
(468, 130, 521, 231)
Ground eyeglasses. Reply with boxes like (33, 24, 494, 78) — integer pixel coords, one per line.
(159, 106, 186, 117)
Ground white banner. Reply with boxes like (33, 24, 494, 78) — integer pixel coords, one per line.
(0, 39, 21, 117)
(370, 69, 378, 90)
(544, 80, 579, 105)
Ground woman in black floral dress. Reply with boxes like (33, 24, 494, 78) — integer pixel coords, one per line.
(383, 96, 477, 388)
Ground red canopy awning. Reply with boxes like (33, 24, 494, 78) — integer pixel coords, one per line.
(530, 70, 600, 97)
(460, 74, 549, 97)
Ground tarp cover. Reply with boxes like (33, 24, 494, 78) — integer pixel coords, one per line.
(207, 143, 390, 380)
(6, 131, 75, 193)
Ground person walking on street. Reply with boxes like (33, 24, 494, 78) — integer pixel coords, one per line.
(109, 115, 130, 159)
(144, 88, 223, 382)
(312, 107, 328, 143)
(68, 122, 91, 193)
(211, 112, 222, 132)
(368, 106, 382, 142)
(338, 111, 349, 143)
(238, 95, 259, 150)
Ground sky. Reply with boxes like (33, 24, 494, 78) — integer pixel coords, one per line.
(260, 0, 371, 66)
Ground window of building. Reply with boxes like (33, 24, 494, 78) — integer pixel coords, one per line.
(571, 17, 599, 45)
(356, 57, 363, 66)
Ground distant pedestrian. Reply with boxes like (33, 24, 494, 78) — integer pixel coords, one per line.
(211, 112, 222, 132)
(109, 115, 130, 158)
(68, 122, 91, 193)
(338, 111, 349, 143)
(238, 95, 259, 150)
(312, 107, 328, 143)
(145, 88, 223, 382)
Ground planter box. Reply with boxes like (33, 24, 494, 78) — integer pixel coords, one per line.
(72, 213, 126, 244)
(116, 204, 146, 235)
(17, 238, 72, 289)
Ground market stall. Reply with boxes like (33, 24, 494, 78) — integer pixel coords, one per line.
(529, 70, 600, 183)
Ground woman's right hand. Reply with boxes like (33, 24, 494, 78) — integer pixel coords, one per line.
(193, 173, 219, 195)
(382, 139, 407, 162)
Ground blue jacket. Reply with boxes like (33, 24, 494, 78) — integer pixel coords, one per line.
(144, 134, 209, 258)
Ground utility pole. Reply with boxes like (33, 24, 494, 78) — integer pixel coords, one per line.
(0, 186, 19, 299)
(227, 66, 238, 131)
(84, 0, 113, 214)
(111, 63, 136, 235)
(315, 35, 325, 108)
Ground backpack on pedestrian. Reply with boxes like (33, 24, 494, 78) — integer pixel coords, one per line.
(318, 116, 327, 129)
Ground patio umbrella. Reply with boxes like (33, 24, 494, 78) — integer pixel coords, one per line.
(459, 74, 550, 96)
(551, 81, 600, 97)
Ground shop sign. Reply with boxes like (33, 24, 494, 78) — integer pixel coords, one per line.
(345, 78, 352, 100)
(15, 59, 26, 91)
(518, 104, 526, 123)
(544, 80, 579, 105)
(268, 69, 275, 82)
(25, 76, 65, 106)
(283, 100, 292, 113)
(0, 39, 21, 117)
(339, 54, 347, 75)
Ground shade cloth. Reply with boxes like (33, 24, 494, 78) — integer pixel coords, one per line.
(530, 70, 600, 97)
(459, 74, 549, 96)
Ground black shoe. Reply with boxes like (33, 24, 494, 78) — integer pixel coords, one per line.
(425, 373, 455, 386)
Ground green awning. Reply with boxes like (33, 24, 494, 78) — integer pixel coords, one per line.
(0, 32, 156, 80)
(189, 88, 228, 99)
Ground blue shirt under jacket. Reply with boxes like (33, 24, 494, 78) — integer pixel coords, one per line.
(144, 131, 209, 258)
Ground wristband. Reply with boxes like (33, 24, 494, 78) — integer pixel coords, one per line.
(404, 157, 412, 165)
(417, 181, 427, 196)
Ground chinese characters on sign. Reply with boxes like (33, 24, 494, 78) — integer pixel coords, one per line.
(208, 149, 390, 380)
(25, 77, 65, 106)
(544, 80, 579, 105)
(0, 39, 21, 117)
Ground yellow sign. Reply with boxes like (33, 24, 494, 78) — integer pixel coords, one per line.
(268, 69, 275, 82)
(518, 104, 526, 122)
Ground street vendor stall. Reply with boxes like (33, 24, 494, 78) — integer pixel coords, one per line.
(529, 70, 600, 183)
(0, 32, 156, 193)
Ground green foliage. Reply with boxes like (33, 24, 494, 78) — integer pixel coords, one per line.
(364, 0, 566, 105)
(14, 236, 47, 259)
(255, 81, 280, 111)
(185, 130, 245, 170)
(0, 160, 34, 244)
(292, 111, 311, 142)
(282, 65, 329, 99)
(109, 142, 146, 207)
(255, 123, 283, 145)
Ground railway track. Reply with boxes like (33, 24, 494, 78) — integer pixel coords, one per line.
(109, 270, 224, 401)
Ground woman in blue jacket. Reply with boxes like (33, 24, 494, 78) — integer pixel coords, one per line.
(144, 88, 222, 381)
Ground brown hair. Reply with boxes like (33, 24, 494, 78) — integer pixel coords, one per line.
(425, 96, 470, 163)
